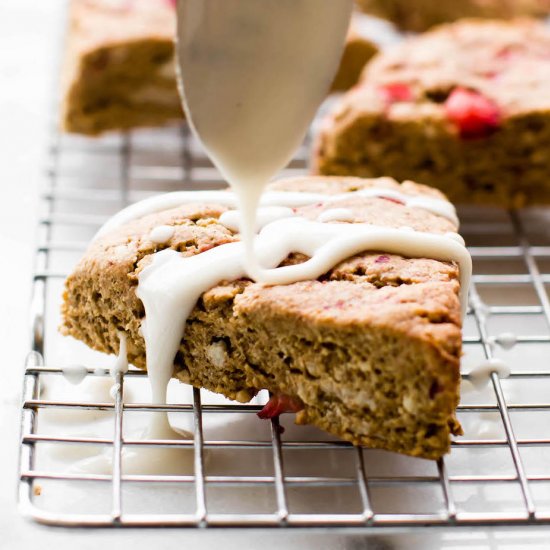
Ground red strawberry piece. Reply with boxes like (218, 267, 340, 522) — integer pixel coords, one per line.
(257, 394, 304, 420)
(444, 87, 501, 139)
(379, 195, 405, 205)
(164, 0, 176, 8)
(495, 45, 520, 61)
(375, 255, 390, 264)
(379, 83, 413, 104)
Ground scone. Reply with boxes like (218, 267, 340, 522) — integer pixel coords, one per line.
(61, 0, 379, 135)
(314, 19, 550, 208)
(356, 0, 550, 32)
(61, 0, 182, 136)
(61, 176, 465, 459)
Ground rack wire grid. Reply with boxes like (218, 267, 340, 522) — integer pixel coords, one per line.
(16, 116, 550, 529)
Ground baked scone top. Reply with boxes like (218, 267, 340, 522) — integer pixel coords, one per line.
(65, 176, 463, 348)
(343, 19, 550, 122)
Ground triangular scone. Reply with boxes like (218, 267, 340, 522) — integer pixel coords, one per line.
(62, 176, 463, 459)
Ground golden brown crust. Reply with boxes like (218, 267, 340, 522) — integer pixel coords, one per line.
(61, 176, 463, 459)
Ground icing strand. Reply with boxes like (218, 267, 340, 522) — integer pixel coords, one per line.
(317, 208, 355, 223)
(110, 331, 129, 377)
(137, 217, 471, 416)
(61, 364, 88, 386)
(490, 332, 517, 350)
(95, 187, 459, 238)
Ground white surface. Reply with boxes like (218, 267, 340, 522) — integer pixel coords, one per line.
(1, 1, 550, 548)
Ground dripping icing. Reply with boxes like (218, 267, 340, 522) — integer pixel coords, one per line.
(176, 0, 354, 290)
(136, 214, 471, 420)
(219, 206, 295, 233)
(468, 358, 511, 389)
(96, 187, 459, 239)
(317, 208, 355, 223)
(76, 332, 193, 475)
(110, 331, 129, 377)
(61, 364, 89, 385)
(490, 332, 517, 350)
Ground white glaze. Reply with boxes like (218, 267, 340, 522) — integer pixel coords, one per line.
(494, 332, 518, 350)
(149, 224, 175, 244)
(96, 187, 459, 238)
(468, 358, 511, 389)
(317, 208, 355, 223)
(176, 0, 354, 274)
(219, 206, 294, 233)
(350, 188, 458, 225)
(110, 331, 191, 441)
(61, 364, 88, 386)
(445, 232, 466, 246)
(110, 331, 129, 377)
(137, 216, 471, 418)
(253, 219, 470, 311)
(75, 332, 193, 475)
(109, 383, 121, 400)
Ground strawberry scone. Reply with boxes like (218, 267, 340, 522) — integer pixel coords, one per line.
(62, 176, 466, 460)
(61, 0, 379, 135)
(314, 19, 550, 208)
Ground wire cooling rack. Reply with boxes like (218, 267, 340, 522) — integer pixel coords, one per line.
(17, 120, 550, 529)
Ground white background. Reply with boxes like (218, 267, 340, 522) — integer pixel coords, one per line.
(1, 1, 550, 548)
